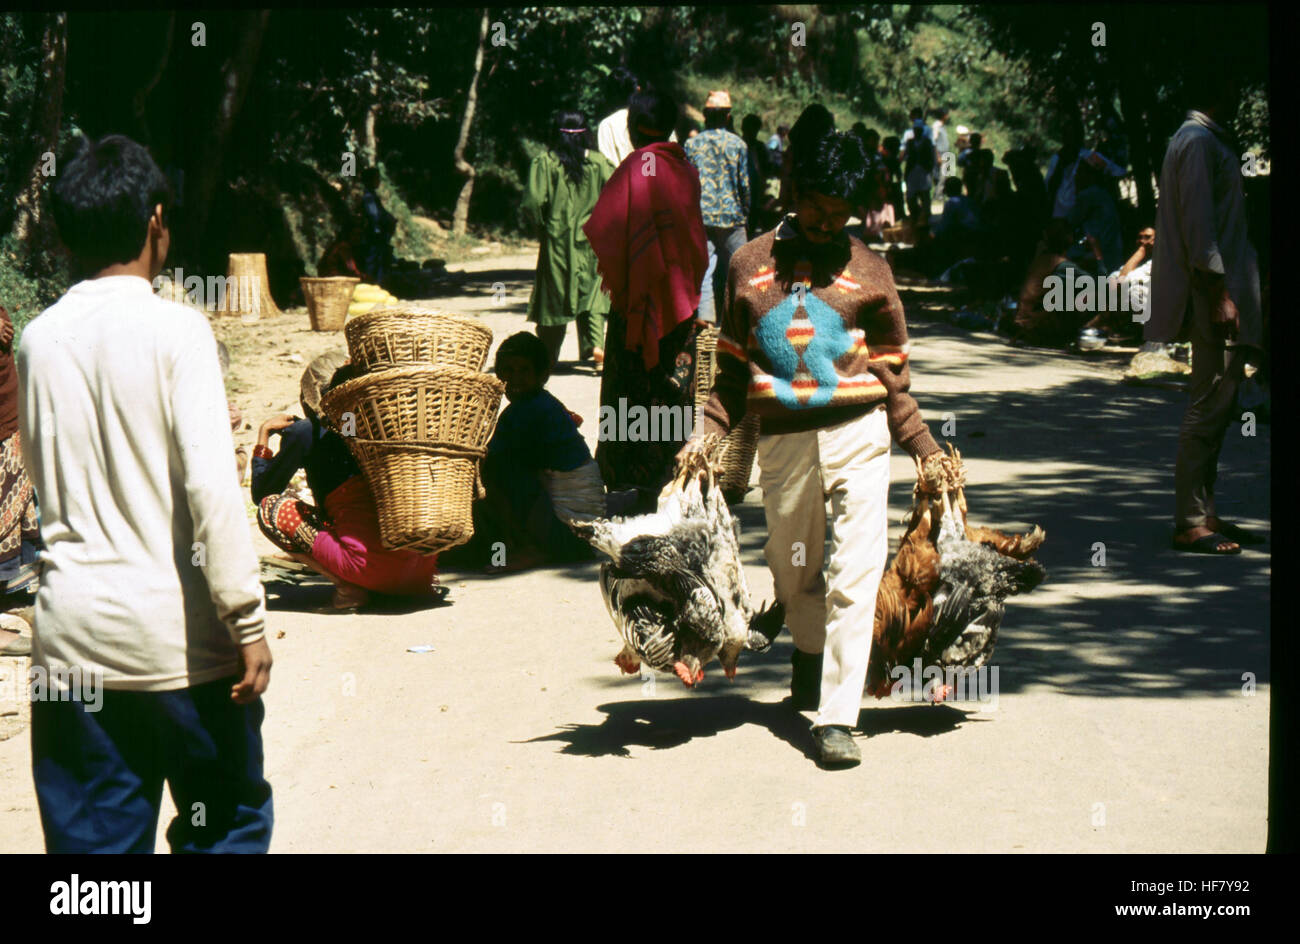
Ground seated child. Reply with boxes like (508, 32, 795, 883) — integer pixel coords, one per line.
(252, 352, 440, 610)
(445, 332, 604, 573)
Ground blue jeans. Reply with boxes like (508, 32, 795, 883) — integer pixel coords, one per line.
(32, 676, 273, 853)
(698, 225, 749, 324)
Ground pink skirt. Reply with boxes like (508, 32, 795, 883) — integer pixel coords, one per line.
(311, 475, 439, 595)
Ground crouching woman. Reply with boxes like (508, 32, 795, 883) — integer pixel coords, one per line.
(252, 352, 439, 609)
(681, 130, 947, 769)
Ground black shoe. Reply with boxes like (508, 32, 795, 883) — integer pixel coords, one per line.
(813, 725, 861, 768)
(790, 649, 822, 711)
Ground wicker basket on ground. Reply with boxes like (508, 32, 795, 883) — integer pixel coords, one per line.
(694, 325, 761, 498)
(300, 277, 360, 332)
(320, 365, 505, 553)
(213, 252, 282, 320)
(345, 305, 493, 373)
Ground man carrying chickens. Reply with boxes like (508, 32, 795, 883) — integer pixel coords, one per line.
(682, 129, 951, 769)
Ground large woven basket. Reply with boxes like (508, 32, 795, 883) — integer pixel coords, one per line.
(320, 365, 505, 553)
(300, 277, 360, 331)
(345, 305, 493, 373)
(694, 326, 761, 497)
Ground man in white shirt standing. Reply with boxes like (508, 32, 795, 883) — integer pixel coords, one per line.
(1147, 76, 1265, 555)
(931, 107, 951, 190)
(597, 70, 676, 169)
(18, 134, 273, 852)
(596, 68, 643, 169)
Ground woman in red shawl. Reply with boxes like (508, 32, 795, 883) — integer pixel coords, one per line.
(583, 87, 709, 513)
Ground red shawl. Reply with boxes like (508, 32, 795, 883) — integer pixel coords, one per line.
(583, 141, 707, 369)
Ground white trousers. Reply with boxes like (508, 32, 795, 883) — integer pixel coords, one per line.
(757, 407, 892, 728)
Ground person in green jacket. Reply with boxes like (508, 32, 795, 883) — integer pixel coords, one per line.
(522, 110, 613, 370)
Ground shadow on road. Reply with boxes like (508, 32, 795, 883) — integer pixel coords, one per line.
(524, 689, 983, 760)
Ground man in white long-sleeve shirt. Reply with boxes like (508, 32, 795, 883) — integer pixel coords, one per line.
(17, 134, 274, 852)
(1147, 75, 1265, 555)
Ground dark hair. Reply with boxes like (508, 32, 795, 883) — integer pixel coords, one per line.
(882, 134, 901, 153)
(943, 176, 964, 197)
(1182, 68, 1237, 114)
(741, 113, 762, 138)
(495, 331, 550, 379)
(1074, 158, 1103, 190)
(361, 167, 381, 189)
(607, 67, 640, 109)
(703, 108, 729, 130)
(909, 106, 924, 120)
(50, 134, 173, 274)
(325, 362, 366, 393)
(788, 104, 836, 180)
(1043, 218, 1073, 255)
(628, 88, 677, 147)
(552, 110, 591, 185)
(850, 121, 869, 139)
(792, 131, 872, 205)
(970, 132, 982, 148)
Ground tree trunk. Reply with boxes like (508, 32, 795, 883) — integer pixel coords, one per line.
(363, 47, 379, 166)
(132, 12, 175, 145)
(9, 12, 67, 247)
(451, 9, 489, 237)
(182, 9, 270, 265)
(1114, 35, 1155, 221)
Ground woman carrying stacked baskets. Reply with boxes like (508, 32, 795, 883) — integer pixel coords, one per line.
(522, 110, 613, 371)
(252, 352, 440, 610)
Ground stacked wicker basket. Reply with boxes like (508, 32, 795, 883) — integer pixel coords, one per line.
(693, 325, 761, 499)
(319, 305, 502, 553)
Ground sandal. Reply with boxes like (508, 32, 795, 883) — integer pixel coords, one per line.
(1170, 532, 1242, 555)
(1208, 520, 1267, 546)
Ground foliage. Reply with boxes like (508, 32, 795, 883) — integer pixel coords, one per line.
(0, 5, 1270, 298)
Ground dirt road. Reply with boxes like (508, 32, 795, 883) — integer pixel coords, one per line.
(0, 251, 1270, 852)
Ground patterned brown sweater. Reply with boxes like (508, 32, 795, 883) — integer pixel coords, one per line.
(698, 218, 941, 460)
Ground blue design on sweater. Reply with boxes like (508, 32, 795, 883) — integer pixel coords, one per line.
(802, 293, 852, 408)
(753, 290, 853, 410)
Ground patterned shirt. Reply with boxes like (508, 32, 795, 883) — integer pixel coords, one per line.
(697, 217, 939, 459)
(684, 128, 751, 228)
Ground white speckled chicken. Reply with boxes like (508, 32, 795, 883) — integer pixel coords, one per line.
(582, 452, 783, 687)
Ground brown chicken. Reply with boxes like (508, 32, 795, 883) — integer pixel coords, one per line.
(866, 445, 1046, 701)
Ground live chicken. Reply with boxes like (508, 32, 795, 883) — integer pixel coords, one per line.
(583, 450, 782, 687)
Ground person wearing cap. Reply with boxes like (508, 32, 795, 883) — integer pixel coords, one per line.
(684, 89, 751, 323)
(522, 110, 614, 370)
(899, 107, 937, 225)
